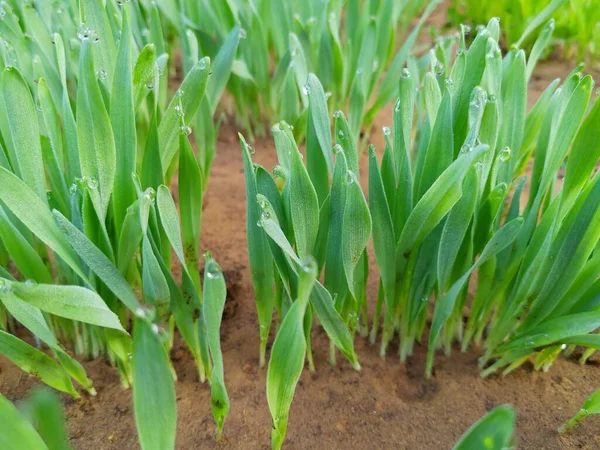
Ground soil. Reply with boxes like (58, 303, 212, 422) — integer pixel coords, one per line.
(3, 7, 600, 450)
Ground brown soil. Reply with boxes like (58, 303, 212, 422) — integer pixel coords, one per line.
(3, 8, 600, 450)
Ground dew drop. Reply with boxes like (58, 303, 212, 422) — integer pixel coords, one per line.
(337, 130, 345, 140)
(144, 187, 156, 202)
(460, 144, 472, 154)
(179, 125, 192, 136)
(87, 177, 98, 190)
(146, 81, 154, 90)
(434, 61, 444, 76)
(333, 144, 343, 154)
(345, 170, 355, 185)
(207, 264, 222, 279)
(273, 166, 287, 179)
(198, 58, 208, 70)
(257, 196, 270, 210)
(175, 105, 184, 118)
(0, 279, 12, 295)
(499, 147, 511, 162)
(247, 144, 255, 154)
(261, 211, 271, 221)
(300, 257, 316, 273)
(382, 126, 391, 136)
(302, 84, 310, 96)
(401, 68, 411, 78)
(69, 184, 78, 195)
(488, 94, 497, 103)
(333, 110, 342, 119)
(151, 324, 160, 334)
(77, 25, 91, 41)
(97, 69, 107, 80)
(135, 307, 146, 318)
(445, 77, 454, 87)
(239, 28, 247, 39)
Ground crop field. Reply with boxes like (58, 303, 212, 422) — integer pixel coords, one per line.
(1, 1, 600, 449)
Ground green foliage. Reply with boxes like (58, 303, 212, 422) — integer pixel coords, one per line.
(0, 389, 71, 450)
(175, 0, 440, 136)
(0, 1, 229, 447)
(1, 1, 600, 449)
(560, 387, 600, 434)
(450, 0, 600, 61)
(453, 405, 516, 449)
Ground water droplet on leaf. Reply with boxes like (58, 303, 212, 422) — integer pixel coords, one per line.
(87, 177, 98, 190)
(499, 147, 511, 162)
(345, 170, 355, 185)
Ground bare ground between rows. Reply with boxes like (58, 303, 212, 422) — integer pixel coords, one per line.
(3, 32, 600, 450)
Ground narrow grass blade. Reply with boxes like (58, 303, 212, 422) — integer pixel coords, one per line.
(0, 168, 85, 280)
(559, 388, 600, 434)
(0, 330, 78, 397)
(0, 394, 48, 450)
(77, 40, 116, 221)
(203, 254, 229, 438)
(267, 258, 317, 450)
(24, 389, 72, 450)
(53, 210, 141, 312)
(133, 319, 176, 450)
(11, 281, 125, 332)
(1, 67, 46, 200)
(453, 405, 516, 450)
